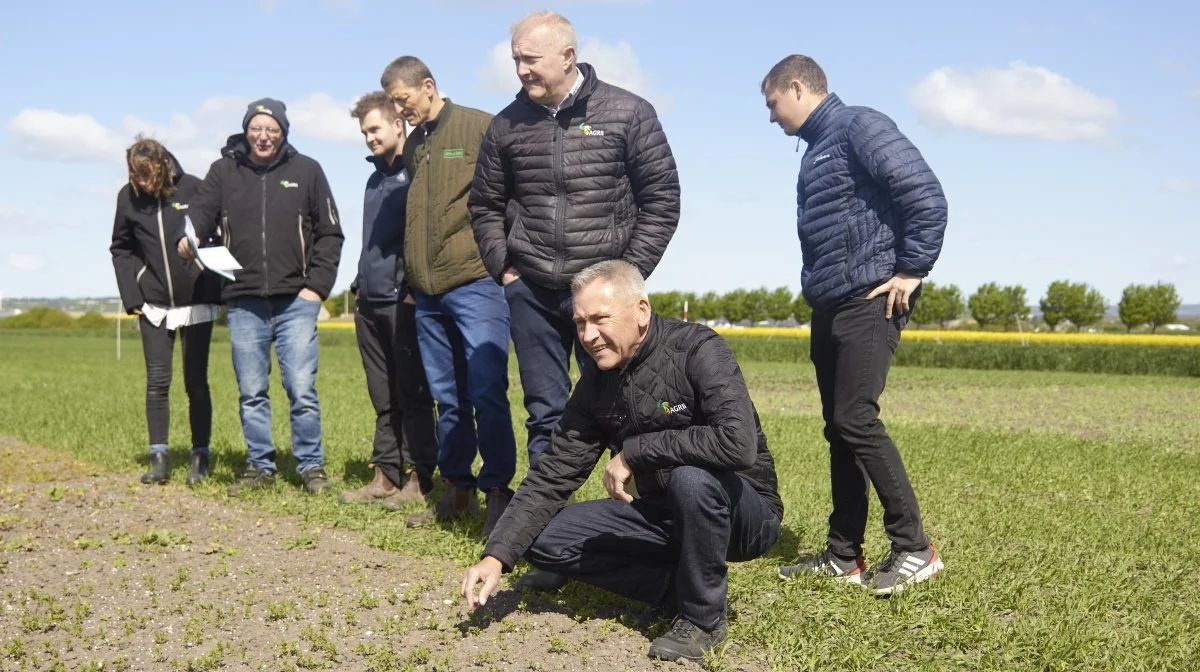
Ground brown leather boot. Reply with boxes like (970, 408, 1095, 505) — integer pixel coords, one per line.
(338, 466, 396, 504)
(405, 485, 478, 527)
(380, 470, 431, 511)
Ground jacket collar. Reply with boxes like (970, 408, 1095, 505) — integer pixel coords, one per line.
(223, 133, 296, 171)
(622, 312, 663, 372)
(365, 153, 404, 176)
(797, 92, 843, 143)
(516, 62, 600, 116)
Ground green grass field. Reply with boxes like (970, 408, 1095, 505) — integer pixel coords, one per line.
(2, 331, 1199, 670)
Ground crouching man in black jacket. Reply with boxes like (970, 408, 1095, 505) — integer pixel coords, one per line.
(462, 260, 783, 663)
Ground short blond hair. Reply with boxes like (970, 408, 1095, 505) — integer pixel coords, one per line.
(511, 11, 577, 51)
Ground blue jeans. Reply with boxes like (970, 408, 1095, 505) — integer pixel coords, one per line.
(504, 278, 587, 469)
(227, 295, 325, 475)
(413, 278, 516, 494)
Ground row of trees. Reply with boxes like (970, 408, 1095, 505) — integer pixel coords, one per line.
(323, 281, 1185, 333)
(916, 280, 1183, 332)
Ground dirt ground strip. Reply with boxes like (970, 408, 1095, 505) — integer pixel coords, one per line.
(0, 438, 754, 672)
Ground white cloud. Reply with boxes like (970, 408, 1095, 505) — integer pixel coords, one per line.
(8, 253, 47, 273)
(5, 93, 361, 167)
(479, 37, 670, 109)
(1165, 178, 1200, 193)
(909, 62, 1119, 142)
(287, 93, 360, 144)
(7, 109, 122, 161)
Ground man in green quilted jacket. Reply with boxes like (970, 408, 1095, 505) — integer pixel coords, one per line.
(381, 56, 516, 540)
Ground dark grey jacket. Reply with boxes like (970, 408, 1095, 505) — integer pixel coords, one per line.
(469, 63, 681, 289)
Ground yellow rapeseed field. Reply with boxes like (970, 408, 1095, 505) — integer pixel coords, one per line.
(313, 319, 1199, 347)
(710, 326, 1200, 347)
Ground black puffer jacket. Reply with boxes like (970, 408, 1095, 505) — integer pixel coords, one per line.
(469, 63, 681, 289)
(185, 135, 344, 301)
(110, 152, 223, 313)
(483, 314, 783, 570)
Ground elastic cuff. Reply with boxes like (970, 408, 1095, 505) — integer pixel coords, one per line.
(149, 444, 169, 455)
(191, 446, 210, 456)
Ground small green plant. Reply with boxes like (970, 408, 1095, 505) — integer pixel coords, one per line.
(284, 532, 318, 550)
(266, 600, 294, 621)
(169, 566, 190, 592)
(73, 536, 102, 550)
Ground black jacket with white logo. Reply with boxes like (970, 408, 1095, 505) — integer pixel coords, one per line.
(186, 135, 344, 301)
(483, 314, 784, 570)
(110, 152, 223, 313)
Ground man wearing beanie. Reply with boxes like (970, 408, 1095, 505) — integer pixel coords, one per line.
(179, 97, 345, 496)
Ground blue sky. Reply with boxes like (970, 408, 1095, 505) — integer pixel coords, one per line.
(2, 0, 1197, 305)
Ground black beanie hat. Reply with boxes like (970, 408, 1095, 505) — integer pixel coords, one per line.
(242, 98, 289, 137)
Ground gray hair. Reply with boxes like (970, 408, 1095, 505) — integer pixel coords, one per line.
(570, 260, 647, 302)
(381, 55, 434, 90)
(511, 11, 578, 51)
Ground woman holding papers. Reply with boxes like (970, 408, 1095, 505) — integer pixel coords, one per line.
(109, 136, 223, 486)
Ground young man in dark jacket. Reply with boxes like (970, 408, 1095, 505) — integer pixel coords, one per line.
(111, 137, 223, 486)
(340, 91, 437, 509)
(469, 11, 681, 474)
(382, 57, 517, 539)
(462, 260, 782, 663)
(763, 55, 947, 595)
(178, 97, 344, 496)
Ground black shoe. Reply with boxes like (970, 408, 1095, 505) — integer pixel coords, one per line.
(647, 616, 728, 662)
(778, 548, 867, 585)
(227, 464, 275, 496)
(186, 452, 209, 486)
(513, 568, 568, 593)
(140, 453, 169, 485)
(867, 544, 944, 596)
(301, 466, 331, 494)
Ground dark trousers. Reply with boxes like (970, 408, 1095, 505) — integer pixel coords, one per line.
(355, 300, 438, 490)
(810, 294, 928, 556)
(139, 316, 213, 451)
(525, 466, 780, 630)
(504, 278, 588, 470)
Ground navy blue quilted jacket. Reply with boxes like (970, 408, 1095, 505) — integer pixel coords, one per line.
(794, 94, 948, 311)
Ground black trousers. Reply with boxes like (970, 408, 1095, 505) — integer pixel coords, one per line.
(139, 316, 213, 450)
(355, 300, 438, 489)
(525, 466, 780, 630)
(810, 294, 928, 556)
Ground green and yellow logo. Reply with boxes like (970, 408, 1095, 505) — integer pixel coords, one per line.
(443, 148, 464, 159)
(659, 400, 687, 414)
(170, 202, 188, 211)
(579, 123, 605, 137)
(280, 180, 299, 189)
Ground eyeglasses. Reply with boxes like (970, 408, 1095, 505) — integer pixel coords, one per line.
(247, 126, 282, 137)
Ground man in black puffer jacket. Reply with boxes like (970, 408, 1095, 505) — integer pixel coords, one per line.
(462, 261, 781, 664)
(469, 11, 681, 474)
(178, 98, 344, 497)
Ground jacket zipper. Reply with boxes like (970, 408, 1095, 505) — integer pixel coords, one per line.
(624, 372, 642, 436)
(156, 199, 176, 307)
(260, 174, 270, 295)
(423, 148, 435, 295)
(297, 213, 307, 278)
(551, 114, 566, 279)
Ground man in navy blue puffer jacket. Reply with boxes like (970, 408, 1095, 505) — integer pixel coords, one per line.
(763, 55, 947, 596)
